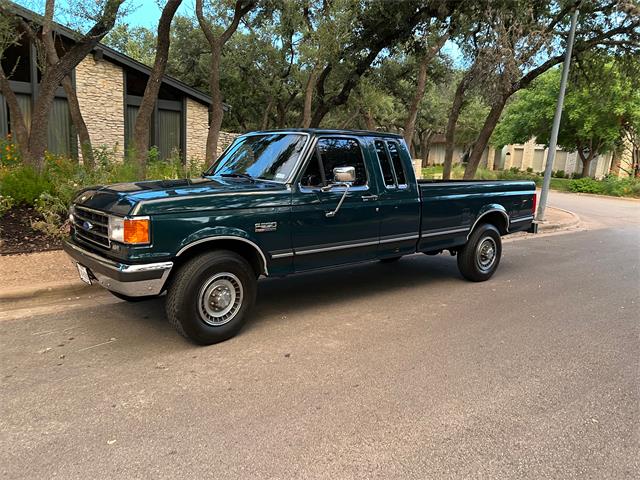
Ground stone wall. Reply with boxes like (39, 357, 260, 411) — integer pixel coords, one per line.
(185, 98, 208, 163)
(218, 131, 239, 157)
(185, 97, 239, 163)
(75, 56, 124, 160)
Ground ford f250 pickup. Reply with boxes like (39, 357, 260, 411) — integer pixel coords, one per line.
(63, 129, 537, 344)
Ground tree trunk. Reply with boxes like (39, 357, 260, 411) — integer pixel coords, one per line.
(0, 71, 30, 159)
(1, 0, 125, 172)
(261, 97, 274, 130)
(196, 0, 255, 164)
(442, 76, 468, 180)
(301, 64, 320, 128)
(463, 96, 507, 180)
(419, 130, 431, 167)
(61, 76, 93, 166)
(403, 33, 448, 149)
(41, 2, 95, 168)
(578, 148, 595, 177)
(206, 42, 224, 163)
(132, 0, 182, 178)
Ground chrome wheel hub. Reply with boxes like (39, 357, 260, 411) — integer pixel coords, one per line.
(198, 273, 243, 326)
(476, 237, 497, 272)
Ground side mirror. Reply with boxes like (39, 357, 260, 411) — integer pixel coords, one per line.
(333, 166, 356, 183)
(321, 166, 356, 218)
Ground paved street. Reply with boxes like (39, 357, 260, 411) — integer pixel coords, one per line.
(1, 193, 639, 479)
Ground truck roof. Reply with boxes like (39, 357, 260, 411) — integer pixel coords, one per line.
(248, 128, 404, 139)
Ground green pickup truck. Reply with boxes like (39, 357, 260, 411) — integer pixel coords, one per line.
(63, 129, 537, 344)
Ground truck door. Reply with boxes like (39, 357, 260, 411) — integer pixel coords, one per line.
(373, 139, 421, 257)
(291, 136, 380, 271)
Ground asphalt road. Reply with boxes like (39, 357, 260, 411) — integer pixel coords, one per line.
(1, 193, 639, 479)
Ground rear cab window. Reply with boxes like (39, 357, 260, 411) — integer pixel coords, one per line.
(373, 138, 408, 189)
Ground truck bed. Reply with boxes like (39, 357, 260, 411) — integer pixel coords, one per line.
(416, 179, 536, 252)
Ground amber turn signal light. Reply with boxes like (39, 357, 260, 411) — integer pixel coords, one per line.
(123, 218, 150, 244)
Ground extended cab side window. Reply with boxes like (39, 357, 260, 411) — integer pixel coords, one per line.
(301, 138, 368, 188)
(386, 141, 407, 186)
(374, 140, 396, 187)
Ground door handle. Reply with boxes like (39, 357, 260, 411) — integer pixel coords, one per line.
(361, 195, 378, 202)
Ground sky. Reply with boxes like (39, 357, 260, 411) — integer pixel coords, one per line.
(14, 0, 195, 29)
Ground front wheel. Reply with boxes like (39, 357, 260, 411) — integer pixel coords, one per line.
(457, 224, 502, 282)
(166, 250, 257, 345)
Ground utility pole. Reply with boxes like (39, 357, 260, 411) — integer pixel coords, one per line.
(536, 7, 579, 221)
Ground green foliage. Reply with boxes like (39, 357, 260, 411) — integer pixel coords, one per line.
(493, 57, 639, 177)
(0, 135, 20, 167)
(569, 176, 640, 197)
(0, 149, 209, 237)
(31, 192, 70, 239)
(0, 194, 14, 216)
(0, 166, 52, 205)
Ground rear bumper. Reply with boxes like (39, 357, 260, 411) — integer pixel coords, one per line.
(62, 240, 173, 297)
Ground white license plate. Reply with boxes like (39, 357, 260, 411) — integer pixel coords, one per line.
(76, 263, 92, 285)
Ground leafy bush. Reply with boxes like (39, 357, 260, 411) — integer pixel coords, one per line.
(599, 176, 640, 197)
(0, 135, 20, 167)
(553, 170, 566, 178)
(31, 192, 70, 239)
(0, 166, 52, 205)
(568, 177, 604, 194)
(0, 194, 14, 216)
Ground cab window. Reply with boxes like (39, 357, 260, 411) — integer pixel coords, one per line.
(300, 137, 368, 188)
(374, 140, 396, 187)
(386, 141, 407, 186)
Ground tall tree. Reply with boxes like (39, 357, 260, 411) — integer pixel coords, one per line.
(0, 0, 125, 171)
(41, 0, 94, 167)
(196, 0, 256, 163)
(462, 0, 640, 179)
(309, 0, 463, 127)
(132, 0, 182, 177)
(403, 27, 449, 151)
(493, 60, 639, 177)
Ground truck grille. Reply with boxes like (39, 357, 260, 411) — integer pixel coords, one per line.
(73, 205, 110, 249)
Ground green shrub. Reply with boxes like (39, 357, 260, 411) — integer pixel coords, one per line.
(568, 177, 604, 194)
(0, 166, 52, 205)
(0, 194, 14, 216)
(553, 170, 565, 178)
(31, 192, 69, 239)
(599, 176, 640, 197)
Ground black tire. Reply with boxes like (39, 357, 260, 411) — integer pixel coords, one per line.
(380, 256, 402, 263)
(110, 291, 158, 302)
(166, 250, 257, 345)
(457, 223, 502, 282)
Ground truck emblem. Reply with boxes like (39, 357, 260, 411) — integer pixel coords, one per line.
(82, 220, 93, 231)
(255, 222, 277, 233)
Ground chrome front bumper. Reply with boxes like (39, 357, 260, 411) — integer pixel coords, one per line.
(63, 240, 173, 297)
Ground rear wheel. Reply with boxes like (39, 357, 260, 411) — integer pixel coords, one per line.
(457, 223, 502, 282)
(166, 250, 257, 345)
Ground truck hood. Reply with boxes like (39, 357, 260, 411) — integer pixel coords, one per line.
(72, 177, 291, 216)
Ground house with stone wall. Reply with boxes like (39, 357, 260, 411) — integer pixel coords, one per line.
(0, 4, 238, 165)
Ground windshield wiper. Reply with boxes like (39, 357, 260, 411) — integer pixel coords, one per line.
(220, 173, 255, 182)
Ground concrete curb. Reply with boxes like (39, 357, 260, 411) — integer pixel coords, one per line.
(0, 281, 95, 303)
(537, 206, 581, 232)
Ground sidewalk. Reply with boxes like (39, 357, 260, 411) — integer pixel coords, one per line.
(0, 206, 579, 301)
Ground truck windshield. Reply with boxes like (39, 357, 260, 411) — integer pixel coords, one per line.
(205, 133, 307, 182)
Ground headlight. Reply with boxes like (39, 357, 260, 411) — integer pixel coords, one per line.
(108, 216, 150, 244)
